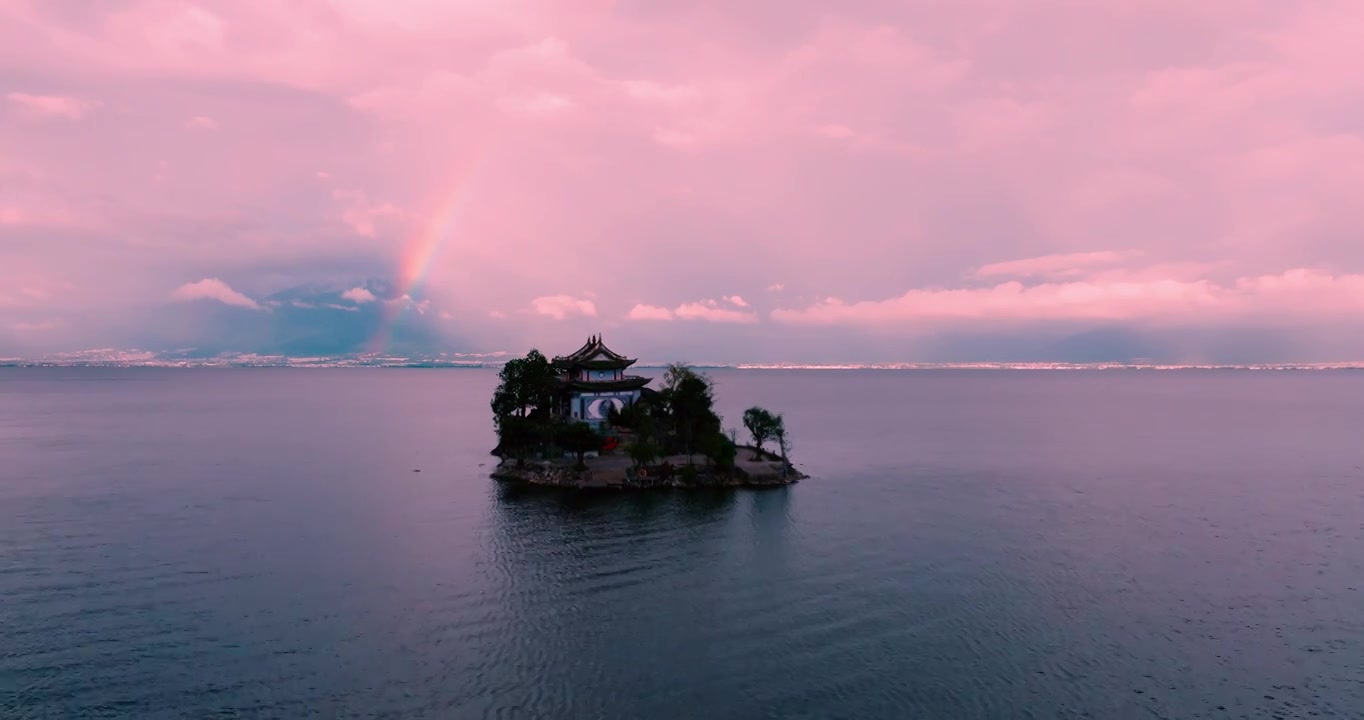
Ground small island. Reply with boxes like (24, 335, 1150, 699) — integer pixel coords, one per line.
(490, 335, 806, 490)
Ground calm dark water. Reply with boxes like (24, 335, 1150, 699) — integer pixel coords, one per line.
(1, 368, 1362, 719)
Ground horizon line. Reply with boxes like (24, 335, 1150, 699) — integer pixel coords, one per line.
(4, 355, 1364, 371)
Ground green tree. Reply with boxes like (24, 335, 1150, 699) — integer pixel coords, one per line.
(557, 422, 602, 471)
(742, 406, 780, 460)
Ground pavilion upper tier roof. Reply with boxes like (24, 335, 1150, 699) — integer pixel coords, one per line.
(552, 335, 638, 369)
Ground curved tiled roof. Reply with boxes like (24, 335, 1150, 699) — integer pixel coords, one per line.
(552, 334, 637, 369)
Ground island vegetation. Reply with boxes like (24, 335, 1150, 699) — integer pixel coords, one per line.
(489, 349, 803, 489)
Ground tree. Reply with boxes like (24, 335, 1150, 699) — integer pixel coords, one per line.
(491, 349, 561, 464)
(662, 362, 702, 394)
(491, 349, 557, 421)
(496, 415, 538, 467)
(558, 422, 603, 471)
(628, 436, 659, 470)
(743, 406, 780, 460)
(700, 430, 737, 475)
(772, 414, 791, 478)
(672, 372, 718, 463)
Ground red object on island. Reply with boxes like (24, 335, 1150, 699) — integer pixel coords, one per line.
(602, 437, 620, 452)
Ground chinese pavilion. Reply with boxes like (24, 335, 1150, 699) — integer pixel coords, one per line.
(552, 335, 651, 426)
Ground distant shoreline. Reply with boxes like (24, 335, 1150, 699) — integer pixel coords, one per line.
(4, 360, 1364, 371)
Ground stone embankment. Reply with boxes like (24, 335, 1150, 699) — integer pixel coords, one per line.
(491, 448, 806, 490)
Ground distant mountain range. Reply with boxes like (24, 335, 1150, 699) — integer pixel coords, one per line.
(5, 281, 1361, 368)
(3, 348, 1361, 371)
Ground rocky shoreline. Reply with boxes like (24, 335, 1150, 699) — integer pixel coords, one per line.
(491, 450, 807, 490)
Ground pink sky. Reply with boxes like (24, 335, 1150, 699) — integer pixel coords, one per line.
(2, 0, 1363, 361)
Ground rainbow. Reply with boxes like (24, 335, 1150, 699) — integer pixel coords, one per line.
(367, 174, 476, 355)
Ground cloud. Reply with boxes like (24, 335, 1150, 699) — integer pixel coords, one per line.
(499, 91, 575, 116)
(628, 303, 674, 320)
(170, 278, 262, 310)
(630, 298, 759, 323)
(773, 269, 1364, 326)
(5, 1, 1364, 362)
(5, 93, 98, 120)
(816, 124, 857, 140)
(341, 287, 377, 303)
(532, 294, 597, 319)
(674, 300, 759, 324)
(973, 252, 1136, 280)
(332, 190, 400, 237)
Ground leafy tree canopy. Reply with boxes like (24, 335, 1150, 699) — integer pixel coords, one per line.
(743, 406, 781, 460)
(491, 349, 557, 424)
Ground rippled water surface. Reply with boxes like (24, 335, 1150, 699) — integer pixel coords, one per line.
(2, 368, 1362, 719)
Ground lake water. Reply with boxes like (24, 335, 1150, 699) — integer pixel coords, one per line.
(1, 368, 1361, 719)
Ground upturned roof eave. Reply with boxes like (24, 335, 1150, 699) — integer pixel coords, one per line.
(552, 335, 634, 366)
(556, 376, 651, 392)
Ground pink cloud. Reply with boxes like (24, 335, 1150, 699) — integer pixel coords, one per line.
(498, 91, 575, 116)
(14, 321, 60, 332)
(621, 81, 699, 105)
(170, 279, 261, 310)
(532, 295, 597, 320)
(816, 124, 857, 140)
(341, 287, 376, 303)
(674, 300, 758, 324)
(4, 1, 1364, 360)
(629, 298, 759, 323)
(628, 304, 674, 321)
(383, 294, 431, 315)
(974, 252, 1136, 280)
(5, 92, 98, 120)
(773, 269, 1364, 326)
(332, 190, 400, 237)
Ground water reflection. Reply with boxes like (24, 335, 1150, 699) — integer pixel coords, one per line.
(4, 368, 1362, 719)
(476, 486, 767, 717)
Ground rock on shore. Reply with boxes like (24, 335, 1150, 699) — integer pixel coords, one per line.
(490, 449, 806, 490)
